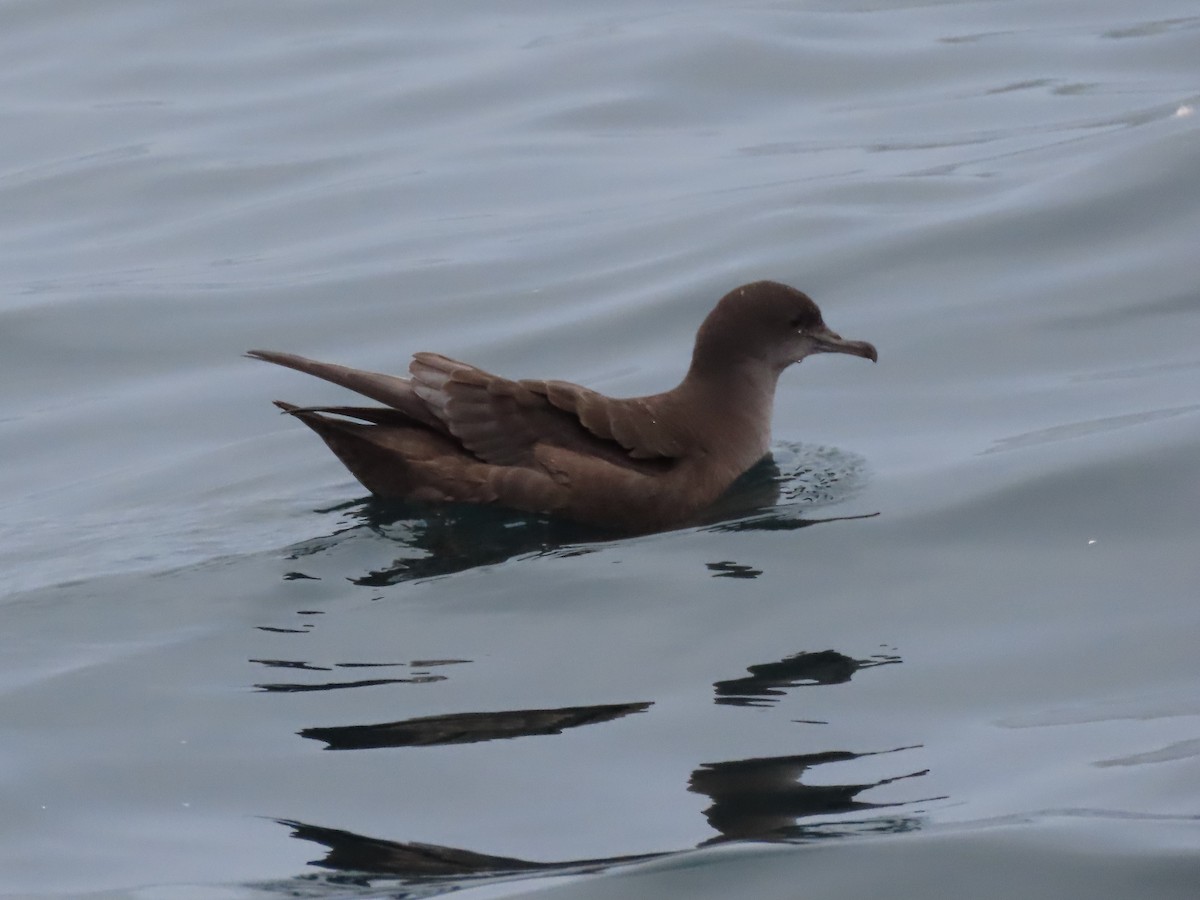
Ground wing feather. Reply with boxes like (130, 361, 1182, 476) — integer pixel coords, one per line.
(410, 353, 680, 467)
(523, 379, 685, 459)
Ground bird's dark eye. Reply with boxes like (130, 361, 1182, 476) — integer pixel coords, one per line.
(789, 316, 807, 330)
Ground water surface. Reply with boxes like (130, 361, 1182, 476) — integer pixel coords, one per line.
(1, 1, 1198, 897)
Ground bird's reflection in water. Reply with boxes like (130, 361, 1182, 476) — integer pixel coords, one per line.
(270, 647, 932, 892)
(282, 442, 875, 587)
(273, 744, 929, 891)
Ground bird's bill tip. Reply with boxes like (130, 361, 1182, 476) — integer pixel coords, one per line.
(853, 340, 879, 363)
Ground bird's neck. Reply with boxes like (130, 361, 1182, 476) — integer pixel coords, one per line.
(672, 360, 781, 462)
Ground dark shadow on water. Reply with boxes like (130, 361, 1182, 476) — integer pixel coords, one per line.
(247, 657, 464, 693)
(688, 746, 931, 845)
(299, 701, 652, 750)
(282, 442, 876, 587)
(273, 817, 660, 889)
(705, 560, 765, 578)
(714, 648, 902, 707)
(254, 675, 442, 694)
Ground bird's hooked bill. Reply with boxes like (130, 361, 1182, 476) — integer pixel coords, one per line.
(810, 326, 878, 363)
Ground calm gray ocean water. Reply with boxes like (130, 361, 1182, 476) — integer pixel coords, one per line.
(2, 1, 1198, 897)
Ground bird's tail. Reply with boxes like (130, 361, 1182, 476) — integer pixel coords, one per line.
(247, 350, 441, 430)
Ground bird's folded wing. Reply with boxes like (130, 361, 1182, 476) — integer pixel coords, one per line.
(409, 353, 682, 467)
(520, 379, 686, 459)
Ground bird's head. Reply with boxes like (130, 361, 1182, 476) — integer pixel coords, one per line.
(690, 281, 877, 377)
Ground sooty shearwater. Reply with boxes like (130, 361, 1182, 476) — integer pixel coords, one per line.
(248, 281, 877, 532)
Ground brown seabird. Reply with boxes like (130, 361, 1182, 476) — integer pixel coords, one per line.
(248, 280, 877, 532)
